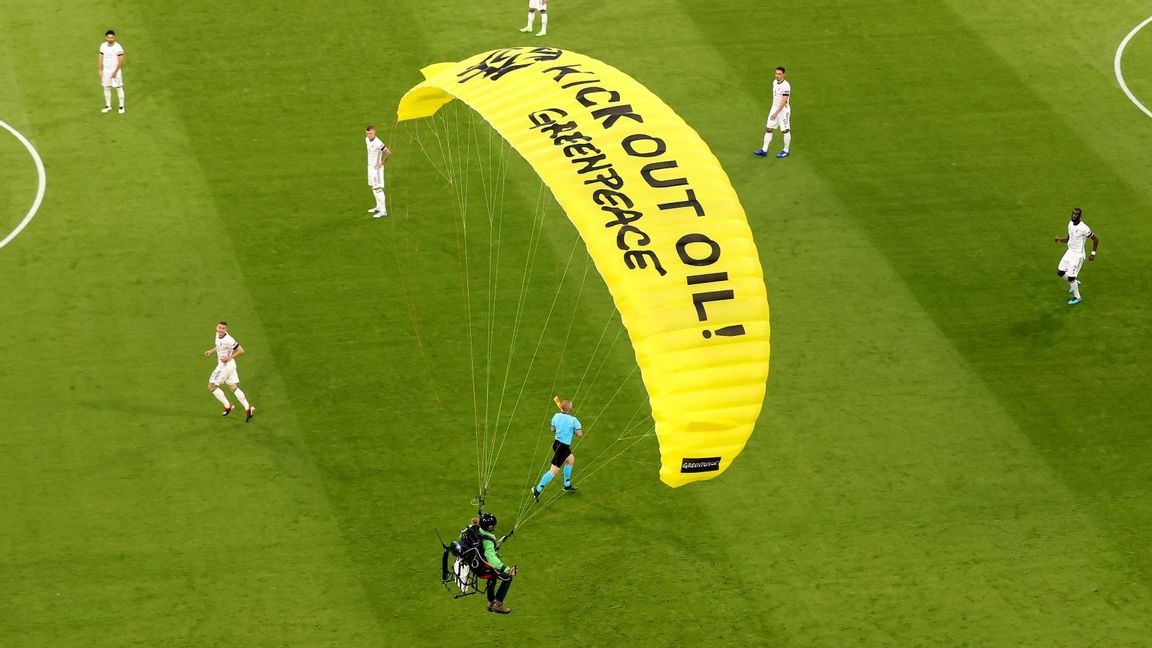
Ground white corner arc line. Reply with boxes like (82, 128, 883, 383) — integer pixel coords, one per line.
(1115, 15, 1152, 119)
(0, 119, 47, 250)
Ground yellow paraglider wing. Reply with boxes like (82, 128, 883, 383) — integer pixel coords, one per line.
(397, 48, 771, 487)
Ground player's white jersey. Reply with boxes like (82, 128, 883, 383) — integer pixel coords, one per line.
(366, 137, 387, 166)
(214, 333, 239, 362)
(1066, 220, 1093, 255)
(772, 79, 791, 113)
(100, 42, 124, 73)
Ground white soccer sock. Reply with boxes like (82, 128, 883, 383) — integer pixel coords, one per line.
(762, 132, 774, 151)
(1072, 280, 1082, 299)
(540, 12, 548, 31)
(116, 87, 125, 108)
(783, 131, 791, 152)
(374, 188, 387, 212)
(232, 388, 251, 410)
(212, 388, 230, 407)
(526, 11, 535, 28)
(103, 88, 112, 107)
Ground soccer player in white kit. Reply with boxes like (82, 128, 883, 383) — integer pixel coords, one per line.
(754, 67, 791, 159)
(204, 321, 255, 421)
(1054, 208, 1100, 305)
(98, 30, 125, 114)
(519, 0, 549, 36)
(365, 125, 392, 218)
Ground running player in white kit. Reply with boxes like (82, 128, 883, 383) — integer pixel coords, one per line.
(754, 67, 791, 159)
(1054, 208, 1099, 305)
(204, 321, 255, 421)
(98, 30, 125, 114)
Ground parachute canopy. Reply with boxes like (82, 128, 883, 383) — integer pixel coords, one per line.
(397, 48, 771, 487)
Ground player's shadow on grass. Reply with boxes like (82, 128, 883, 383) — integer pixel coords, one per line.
(1007, 301, 1079, 347)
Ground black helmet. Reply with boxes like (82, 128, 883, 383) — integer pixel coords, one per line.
(479, 513, 498, 531)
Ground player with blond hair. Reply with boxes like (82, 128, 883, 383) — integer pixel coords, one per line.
(532, 398, 582, 501)
(365, 125, 391, 218)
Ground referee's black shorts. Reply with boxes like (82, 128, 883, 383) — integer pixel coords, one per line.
(550, 440, 572, 468)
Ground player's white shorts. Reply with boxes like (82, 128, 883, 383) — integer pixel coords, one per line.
(1058, 250, 1085, 277)
(101, 70, 123, 89)
(529, 0, 547, 9)
(766, 108, 790, 131)
(209, 360, 239, 386)
(367, 165, 384, 188)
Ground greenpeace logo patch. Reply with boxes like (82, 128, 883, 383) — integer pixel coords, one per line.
(457, 47, 563, 84)
(680, 457, 721, 473)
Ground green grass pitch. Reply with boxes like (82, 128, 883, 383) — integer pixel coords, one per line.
(3, 0, 1152, 645)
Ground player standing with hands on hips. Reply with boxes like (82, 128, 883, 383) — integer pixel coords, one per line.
(98, 30, 125, 114)
(365, 125, 391, 218)
(204, 321, 255, 422)
(1055, 207, 1099, 305)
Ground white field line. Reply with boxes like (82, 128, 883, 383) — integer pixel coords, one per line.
(1115, 15, 1152, 119)
(0, 119, 47, 249)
